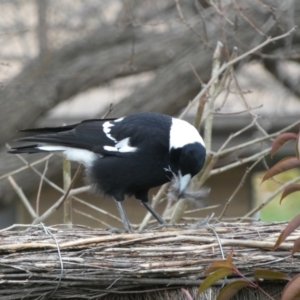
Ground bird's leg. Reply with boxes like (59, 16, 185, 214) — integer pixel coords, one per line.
(114, 200, 132, 232)
(141, 201, 166, 225)
(135, 190, 166, 226)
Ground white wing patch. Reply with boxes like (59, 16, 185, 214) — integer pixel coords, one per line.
(103, 121, 117, 142)
(104, 137, 138, 153)
(114, 117, 125, 122)
(169, 118, 205, 149)
(37, 146, 98, 166)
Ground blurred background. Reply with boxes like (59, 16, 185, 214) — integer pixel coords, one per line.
(1, 0, 300, 229)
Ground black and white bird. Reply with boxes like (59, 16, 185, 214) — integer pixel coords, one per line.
(8, 112, 206, 231)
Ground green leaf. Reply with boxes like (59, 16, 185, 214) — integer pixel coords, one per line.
(198, 269, 234, 295)
(204, 252, 237, 275)
(282, 274, 300, 300)
(271, 133, 298, 158)
(254, 269, 290, 281)
(262, 157, 300, 183)
(204, 260, 238, 276)
(216, 280, 251, 300)
(273, 214, 300, 250)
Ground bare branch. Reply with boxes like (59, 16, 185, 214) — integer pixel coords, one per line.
(217, 158, 263, 221)
(32, 164, 83, 225)
(36, 159, 49, 216)
(240, 175, 300, 220)
(179, 26, 297, 119)
(8, 176, 37, 219)
(210, 148, 270, 176)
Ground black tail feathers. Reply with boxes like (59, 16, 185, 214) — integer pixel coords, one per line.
(8, 144, 46, 154)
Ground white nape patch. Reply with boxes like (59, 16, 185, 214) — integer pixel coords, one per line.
(103, 121, 117, 142)
(103, 137, 138, 153)
(38, 146, 98, 166)
(169, 118, 205, 149)
(114, 117, 124, 123)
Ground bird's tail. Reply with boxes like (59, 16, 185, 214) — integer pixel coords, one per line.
(8, 123, 80, 154)
(8, 144, 48, 154)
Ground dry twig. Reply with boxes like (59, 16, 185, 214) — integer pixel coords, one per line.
(0, 223, 297, 299)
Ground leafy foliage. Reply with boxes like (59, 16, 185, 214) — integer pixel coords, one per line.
(198, 253, 298, 300)
(262, 128, 300, 253)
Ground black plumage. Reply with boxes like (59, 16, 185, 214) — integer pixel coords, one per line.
(8, 112, 206, 231)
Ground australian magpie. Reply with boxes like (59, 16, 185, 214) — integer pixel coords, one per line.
(8, 112, 206, 231)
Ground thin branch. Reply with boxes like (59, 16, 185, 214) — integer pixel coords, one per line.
(190, 63, 206, 132)
(63, 158, 72, 227)
(8, 176, 37, 219)
(32, 165, 83, 225)
(73, 197, 125, 225)
(184, 204, 220, 215)
(102, 103, 113, 119)
(231, 69, 268, 137)
(174, 0, 210, 48)
(240, 175, 300, 220)
(217, 116, 258, 154)
(213, 105, 263, 115)
(36, 159, 49, 216)
(233, 0, 267, 38)
(217, 157, 263, 221)
(208, 0, 234, 26)
(11, 150, 91, 196)
(179, 26, 297, 119)
(217, 119, 300, 157)
(204, 41, 223, 152)
(0, 223, 48, 233)
(74, 209, 112, 228)
(0, 152, 53, 181)
(210, 148, 270, 176)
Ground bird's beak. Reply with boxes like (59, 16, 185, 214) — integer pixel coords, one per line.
(179, 172, 191, 196)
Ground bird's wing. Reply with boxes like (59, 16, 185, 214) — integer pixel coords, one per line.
(12, 119, 122, 157)
(11, 113, 171, 157)
(107, 113, 171, 154)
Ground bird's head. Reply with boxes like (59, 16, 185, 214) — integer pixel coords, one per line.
(168, 118, 206, 195)
(169, 142, 206, 195)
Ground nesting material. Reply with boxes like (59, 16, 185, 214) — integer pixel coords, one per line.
(167, 175, 210, 205)
(0, 222, 297, 299)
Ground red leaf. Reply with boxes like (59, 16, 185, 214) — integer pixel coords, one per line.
(198, 269, 234, 295)
(204, 260, 238, 275)
(271, 133, 298, 158)
(262, 157, 300, 183)
(205, 252, 237, 275)
(291, 237, 300, 257)
(282, 274, 300, 300)
(296, 132, 300, 160)
(226, 251, 233, 263)
(254, 269, 290, 281)
(217, 280, 251, 300)
(273, 214, 300, 250)
(280, 184, 300, 204)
